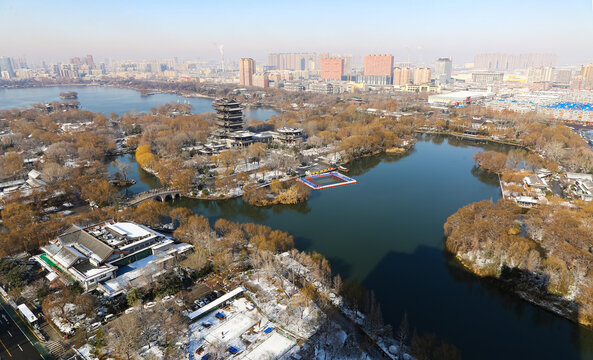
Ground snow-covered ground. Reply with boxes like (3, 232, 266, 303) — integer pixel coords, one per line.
(205, 312, 259, 344)
(242, 332, 295, 360)
(185, 297, 298, 360)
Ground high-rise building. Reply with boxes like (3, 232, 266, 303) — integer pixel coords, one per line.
(364, 54, 394, 77)
(474, 53, 556, 71)
(342, 54, 353, 75)
(527, 66, 553, 83)
(214, 98, 244, 133)
(553, 69, 572, 86)
(70, 57, 83, 66)
(239, 58, 256, 86)
(363, 54, 394, 85)
(393, 67, 412, 86)
(434, 57, 452, 85)
(413, 68, 431, 85)
(10, 57, 27, 69)
(0, 57, 16, 78)
(320, 58, 344, 80)
(267, 53, 316, 71)
(582, 64, 593, 90)
(253, 73, 269, 88)
(86, 54, 95, 69)
(150, 61, 162, 73)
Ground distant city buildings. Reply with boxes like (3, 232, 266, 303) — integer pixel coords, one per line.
(364, 54, 394, 77)
(474, 53, 557, 71)
(239, 58, 255, 86)
(253, 72, 269, 88)
(363, 54, 394, 85)
(434, 57, 452, 85)
(553, 69, 572, 87)
(580, 64, 593, 90)
(527, 66, 553, 84)
(267, 53, 316, 71)
(393, 67, 412, 86)
(472, 71, 504, 84)
(485, 90, 593, 124)
(309, 82, 334, 94)
(413, 68, 431, 85)
(320, 58, 344, 80)
(86, 54, 95, 69)
(0, 56, 16, 78)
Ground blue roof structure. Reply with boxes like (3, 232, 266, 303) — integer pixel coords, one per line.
(215, 311, 226, 319)
(544, 102, 593, 111)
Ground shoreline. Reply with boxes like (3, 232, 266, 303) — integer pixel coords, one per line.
(415, 129, 528, 149)
(0, 81, 285, 113)
(451, 253, 589, 328)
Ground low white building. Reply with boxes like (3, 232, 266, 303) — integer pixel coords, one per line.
(38, 221, 192, 291)
(428, 91, 496, 106)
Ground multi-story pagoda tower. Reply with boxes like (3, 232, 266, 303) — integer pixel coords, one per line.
(213, 98, 243, 133)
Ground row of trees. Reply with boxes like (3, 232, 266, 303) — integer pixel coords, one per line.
(448, 105, 593, 173)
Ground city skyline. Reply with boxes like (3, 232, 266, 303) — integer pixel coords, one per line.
(1, 0, 592, 65)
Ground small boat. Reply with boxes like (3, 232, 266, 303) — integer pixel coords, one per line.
(338, 166, 349, 172)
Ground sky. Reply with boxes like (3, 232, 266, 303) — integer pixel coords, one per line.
(1, 0, 592, 66)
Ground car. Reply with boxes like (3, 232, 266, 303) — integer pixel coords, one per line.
(162, 295, 174, 302)
(104, 314, 115, 322)
(144, 302, 156, 309)
(125, 307, 136, 314)
(175, 299, 185, 307)
(89, 322, 101, 331)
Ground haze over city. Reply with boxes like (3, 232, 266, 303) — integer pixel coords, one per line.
(1, 0, 592, 64)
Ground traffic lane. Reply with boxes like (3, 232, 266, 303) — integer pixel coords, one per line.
(0, 306, 43, 360)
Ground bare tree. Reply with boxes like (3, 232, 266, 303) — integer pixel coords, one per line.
(397, 312, 409, 360)
(106, 315, 140, 360)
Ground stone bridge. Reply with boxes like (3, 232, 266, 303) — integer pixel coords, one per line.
(126, 188, 181, 206)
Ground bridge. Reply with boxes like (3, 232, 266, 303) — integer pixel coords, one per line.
(125, 188, 181, 206)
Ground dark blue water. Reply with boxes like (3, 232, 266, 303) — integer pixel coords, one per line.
(117, 135, 593, 360)
(5, 83, 590, 359)
(0, 86, 277, 120)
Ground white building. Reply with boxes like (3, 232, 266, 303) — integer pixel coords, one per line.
(434, 57, 452, 85)
(38, 221, 192, 291)
(428, 91, 495, 106)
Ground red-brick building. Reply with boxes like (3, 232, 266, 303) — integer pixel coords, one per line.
(321, 58, 344, 80)
(364, 54, 394, 77)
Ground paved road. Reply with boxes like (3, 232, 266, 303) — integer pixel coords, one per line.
(0, 304, 43, 360)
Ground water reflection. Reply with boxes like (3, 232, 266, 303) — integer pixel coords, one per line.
(106, 135, 593, 360)
(470, 166, 500, 187)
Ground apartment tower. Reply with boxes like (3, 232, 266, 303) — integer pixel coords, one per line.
(239, 58, 256, 86)
(321, 58, 344, 80)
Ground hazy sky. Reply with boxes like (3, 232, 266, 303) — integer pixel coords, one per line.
(1, 0, 592, 65)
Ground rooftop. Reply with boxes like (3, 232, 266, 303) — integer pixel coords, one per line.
(105, 222, 151, 239)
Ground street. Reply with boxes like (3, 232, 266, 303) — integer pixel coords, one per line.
(0, 303, 43, 360)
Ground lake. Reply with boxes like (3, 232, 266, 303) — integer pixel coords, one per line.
(3, 85, 592, 359)
(114, 135, 593, 360)
(0, 85, 278, 120)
